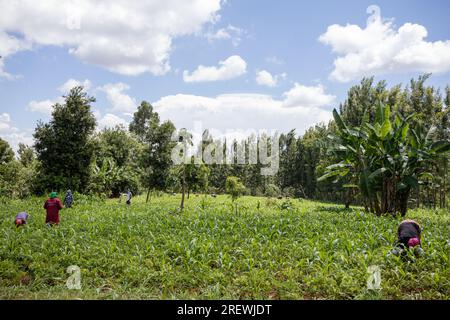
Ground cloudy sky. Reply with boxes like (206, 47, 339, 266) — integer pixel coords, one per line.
(1, 0, 450, 150)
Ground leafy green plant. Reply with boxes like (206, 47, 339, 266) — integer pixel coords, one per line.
(279, 199, 293, 211)
(265, 184, 281, 198)
(0, 195, 448, 300)
(319, 104, 450, 216)
(225, 176, 246, 214)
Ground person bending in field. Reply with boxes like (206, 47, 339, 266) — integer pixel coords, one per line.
(44, 192, 63, 226)
(64, 190, 73, 208)
(15, 212, 30, 227)
(390, 219, 424, 257)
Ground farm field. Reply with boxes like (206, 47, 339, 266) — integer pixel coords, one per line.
(0, 194, 449, 300)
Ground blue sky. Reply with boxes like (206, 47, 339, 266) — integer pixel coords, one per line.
(1, 0, 450, 150)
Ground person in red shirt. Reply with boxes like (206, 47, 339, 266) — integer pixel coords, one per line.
(44, 192, 63, 226)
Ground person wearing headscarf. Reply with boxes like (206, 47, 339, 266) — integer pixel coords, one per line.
(64, 190, 73, 208)
(390, 219, 424, 257)
(44, 192, 63, 226)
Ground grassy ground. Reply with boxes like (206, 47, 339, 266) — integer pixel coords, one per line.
(0, 194, 448, 300)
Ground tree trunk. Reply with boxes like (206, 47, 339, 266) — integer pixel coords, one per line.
(416, 187, 420, 209)
(386, 179, 397, 214)
(442, 163, 447, 208)
(433, 183, 436, 209)
(395, 188, 410, 217)
(146, 188, 151, 203)
(381, 180, 388, 214)
(180, 179, 186, 211)
(298, 185, 307, 199)
(187, 187, 190, 199)
(400, 199, 408, 217)
(443, 159, 448, 208)
(374, 197, 382, 216)
(344, 188, 352, 209)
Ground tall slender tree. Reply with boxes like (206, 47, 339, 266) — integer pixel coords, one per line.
(130, 101, 176, 202)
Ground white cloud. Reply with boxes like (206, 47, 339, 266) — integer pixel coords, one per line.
(0, 0, 222, 77)
(0, 30, 32, 79)
(153, 84, 334, 136)
(255, 70, 286, 87)
(97, 113, 129, 130)
(256, 70, 277, 87)
(98, 83, 137, 115)
(3, 132, 33, 152)
(0, 113, 11, 132)
(58, 79, 92, 93)
(183, 55, 247, 82)
(26, 78, 91, 114)
(92, 110, 102, 121)
(319, 8, 450, 82)
(0, 113, 33, 151)
(282, 83, 335, 108)
(205, 24, 244, 46)
(266, 56, 284, 65)
(26, 99, 57, 115)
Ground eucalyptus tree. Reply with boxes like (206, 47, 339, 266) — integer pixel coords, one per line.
(130, 101, 176, 202)
(17, 144, 35, 167)
(172, 131, 211, 201)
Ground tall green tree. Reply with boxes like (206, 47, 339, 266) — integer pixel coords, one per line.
(129, 101, 154, 142)
(17, 143, 35, 167)
(339, 77, 388, 127)
(185, 160, 210, 198)
(33, 86, 96, 193)
(171, 128, 193, 210)
(130, 101, 176, 202)
(0, 138, 14, 165)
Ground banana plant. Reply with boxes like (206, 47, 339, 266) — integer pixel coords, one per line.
(90, 157, 120, 196)
(319, 104, 450, 216)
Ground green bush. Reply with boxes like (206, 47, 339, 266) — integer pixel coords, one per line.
(265, 184, 281, 198)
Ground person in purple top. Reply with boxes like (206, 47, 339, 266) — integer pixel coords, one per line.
(15, 212, 29, 227)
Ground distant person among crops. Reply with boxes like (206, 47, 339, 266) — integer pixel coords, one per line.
(64, 190, 73, 208)
(44, 192, 63, 226)
(126, 189, 132, 205)
(14, 212, 29, 227)
(390, 219, 424, 257)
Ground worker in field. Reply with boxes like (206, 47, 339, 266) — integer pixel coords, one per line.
(44, 192, 63, 226)
(390, 219, 424, 257)
(64, 189, 73, 208)
(126, 189, 132, 205)
(14, 212, 30, 227)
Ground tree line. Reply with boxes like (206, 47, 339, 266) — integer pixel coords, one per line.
(0, 75, 449, 215)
